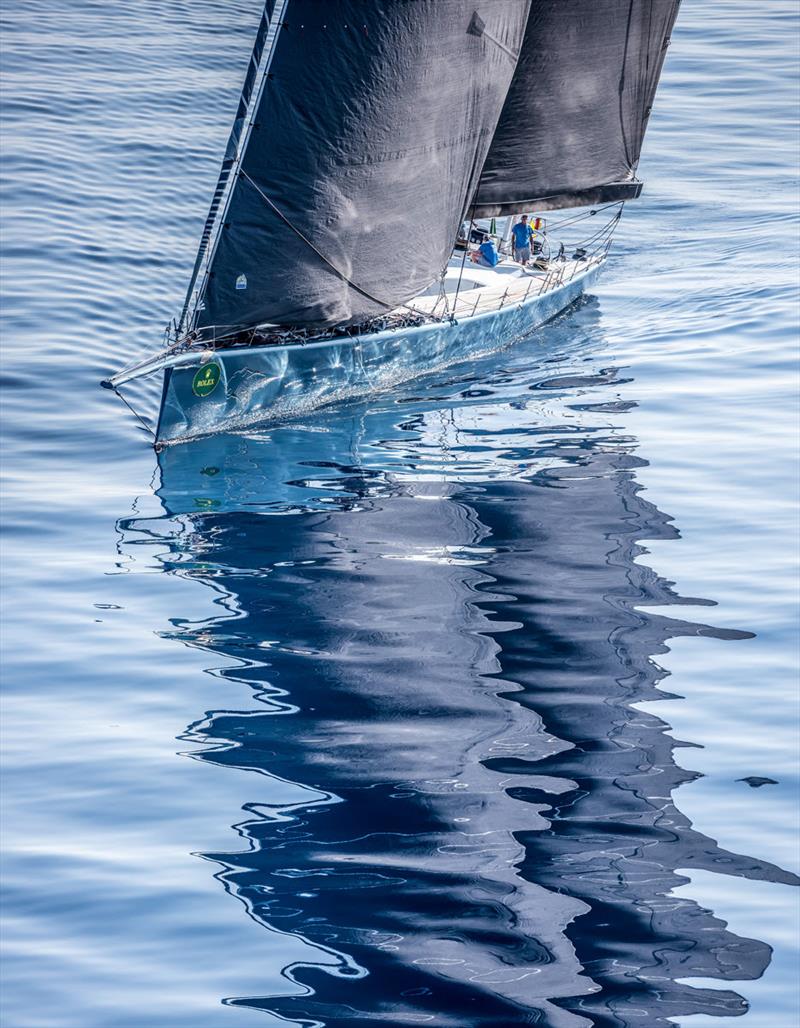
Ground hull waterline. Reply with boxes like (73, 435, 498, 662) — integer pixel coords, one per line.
(155, 260, 601, 448)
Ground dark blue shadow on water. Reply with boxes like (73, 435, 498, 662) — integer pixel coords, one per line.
(118, 307, 797, 1028)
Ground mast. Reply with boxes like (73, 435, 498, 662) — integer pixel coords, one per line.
(178, 1, 285, 335)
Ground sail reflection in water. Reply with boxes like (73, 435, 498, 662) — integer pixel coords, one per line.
(120, 321, 797, 1027)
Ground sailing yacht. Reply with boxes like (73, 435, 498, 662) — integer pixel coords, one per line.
(105, 1, 680, 447)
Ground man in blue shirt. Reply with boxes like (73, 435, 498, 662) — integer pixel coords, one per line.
(511, 215, 534, 265)
(471, 237, 500, 268)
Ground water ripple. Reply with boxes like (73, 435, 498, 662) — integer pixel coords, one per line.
(1, 2, 798, 1026)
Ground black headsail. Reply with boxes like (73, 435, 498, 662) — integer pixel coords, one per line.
(188, 1, 531, 339)
(178, 2, 276, 335)
(472, 0, 681, 216)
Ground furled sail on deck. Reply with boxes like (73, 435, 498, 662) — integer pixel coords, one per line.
(190, 1, 530, 338)
(472, 0, 681, 216)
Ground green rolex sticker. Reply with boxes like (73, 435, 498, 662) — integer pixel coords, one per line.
(192, 362, 221, 397)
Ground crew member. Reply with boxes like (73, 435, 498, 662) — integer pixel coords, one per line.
(511, 215, 534, 265)
(471, 238, 500, 268)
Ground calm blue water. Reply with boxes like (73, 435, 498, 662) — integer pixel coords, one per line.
(1, 3, 798, 1026)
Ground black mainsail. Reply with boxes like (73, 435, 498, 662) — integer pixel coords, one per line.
(190, 0, 530, 338)
(472, 0, 681, 216)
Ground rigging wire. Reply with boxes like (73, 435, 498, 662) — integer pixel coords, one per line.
(452, 204, 476, 319)
(110, 385, 156, 440)
(431, 266, 450, 319)
(546, 200, 625, 233)
(569, 209, 624, 251)
(239, 168, 447, 325)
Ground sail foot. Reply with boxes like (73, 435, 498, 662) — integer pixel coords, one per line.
(472, 181, 643, 218)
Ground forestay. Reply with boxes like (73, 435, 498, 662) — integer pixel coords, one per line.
(472, 0, 681, 216)
(192, 0, 530, 338)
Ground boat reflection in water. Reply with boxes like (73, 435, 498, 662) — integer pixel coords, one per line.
(121, 305, 796, 1026)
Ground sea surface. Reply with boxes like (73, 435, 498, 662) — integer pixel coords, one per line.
(1, 2, 798, 1026)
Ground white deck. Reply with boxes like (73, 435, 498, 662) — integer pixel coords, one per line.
(402, 254, 591, 321)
